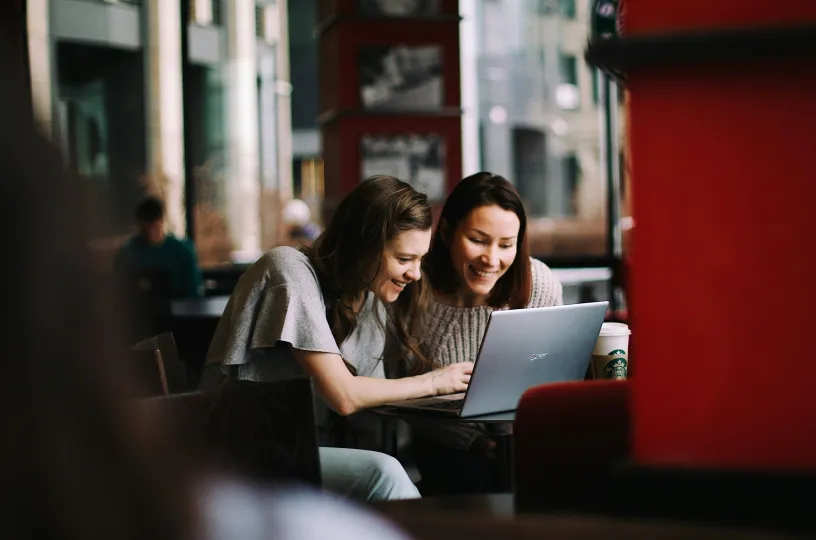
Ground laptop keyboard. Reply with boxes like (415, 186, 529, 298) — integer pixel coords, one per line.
(422, 398, 465, 410)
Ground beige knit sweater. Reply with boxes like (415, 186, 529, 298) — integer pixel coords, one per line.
(411, 257, 564, 450)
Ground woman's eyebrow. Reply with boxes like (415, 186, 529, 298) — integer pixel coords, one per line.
(470, 228, 516, 241)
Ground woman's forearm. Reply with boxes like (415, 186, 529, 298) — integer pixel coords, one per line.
(342, 373, 435, 414)
(292, 348, 434, 416)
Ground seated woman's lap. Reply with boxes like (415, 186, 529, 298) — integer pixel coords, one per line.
(319, 447, 420, 502)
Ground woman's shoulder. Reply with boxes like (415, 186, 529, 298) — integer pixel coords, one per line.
(527, 257, 563, 307)
(250, 247, 320, 286)
(228, 247, 324, 306)
(260, 246, 311, 270)
(528, 256, 554, 277)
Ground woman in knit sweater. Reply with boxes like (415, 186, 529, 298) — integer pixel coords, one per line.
(412, 172, 563, 494)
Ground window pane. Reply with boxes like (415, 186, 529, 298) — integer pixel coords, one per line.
(559, 54, 577, 85)
(190, 65, 233, 268)
(56, 42, 148, 249)
(560, 0, 576, 18)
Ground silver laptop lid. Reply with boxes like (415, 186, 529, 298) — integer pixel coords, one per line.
(459, 301, 609, 417)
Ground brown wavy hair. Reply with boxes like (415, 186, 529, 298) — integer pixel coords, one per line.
(303, 175, 433, 372)
(424, 172, 532, 309)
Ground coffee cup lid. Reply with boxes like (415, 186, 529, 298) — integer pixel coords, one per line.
(599, 322, 631, 336)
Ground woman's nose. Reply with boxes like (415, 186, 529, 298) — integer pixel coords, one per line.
(480, 245, 499, 267)
(405, 261, 421, 281)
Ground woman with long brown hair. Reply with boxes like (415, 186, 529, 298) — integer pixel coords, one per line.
(201, 175, 474, 501)
(414, 172, 564, 495)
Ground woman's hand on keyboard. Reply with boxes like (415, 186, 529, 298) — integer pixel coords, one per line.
(426, 362, 473, 396)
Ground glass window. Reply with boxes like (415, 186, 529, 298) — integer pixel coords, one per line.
(50, 1, 288, 274)
(536, 0, 576, 18)
(189, 65, 233, 268)
(56, 42, 148, 245)
(536, 0, 554, 15)
(560, 0, 576, 18)
(592, 66, 600, 105)
(255, 5, 265, 37)
(559, 53, 578, 85)
(212, 0, 223, 25)
(563, 154, 580, 216)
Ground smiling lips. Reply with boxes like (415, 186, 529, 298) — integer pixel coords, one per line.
(392, 279, 408, 290)
(469, 264, 498, 279)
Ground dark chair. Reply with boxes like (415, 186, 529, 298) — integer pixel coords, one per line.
(144, 378, 321, 487)
(170, 316, 221, 389)
(132, 332, 188, 394)
(514, 380, 630, 514)
(129, 349, 169, 397)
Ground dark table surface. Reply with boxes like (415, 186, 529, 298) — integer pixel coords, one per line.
(369, 405, 515, 424)
(372, 494, 802, 540)
(374, 493, 514, 517)
(170, 296, 230, 318)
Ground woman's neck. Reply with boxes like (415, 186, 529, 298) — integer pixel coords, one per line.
(434, 289, 487, 308)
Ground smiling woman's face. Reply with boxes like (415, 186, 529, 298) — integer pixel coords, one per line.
(446, 204, 520, 306)
(368, 228, 432, 304)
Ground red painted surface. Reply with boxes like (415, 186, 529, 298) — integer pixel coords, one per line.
(318, 5, 462, 207)
(321, 114, 462, 207)
(629, 58, 816, 469)
(319, 20, 461, 114)
(626, 0, 816, 35)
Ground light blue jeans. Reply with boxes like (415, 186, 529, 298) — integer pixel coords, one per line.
(319, 447, 420, 502)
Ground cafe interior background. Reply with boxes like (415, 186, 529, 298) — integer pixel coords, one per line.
(8, 0, 816, 535)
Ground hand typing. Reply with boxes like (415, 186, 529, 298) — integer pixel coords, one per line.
(428, 361, 474, 396)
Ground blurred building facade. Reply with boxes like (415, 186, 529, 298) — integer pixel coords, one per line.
(464, 0, 621, 259)
(285, 0, 621, 262)
(23, 0, 623, 268)
(26, 0, 292, 267)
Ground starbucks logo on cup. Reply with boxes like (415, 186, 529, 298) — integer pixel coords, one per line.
(603, 349, 627, 380)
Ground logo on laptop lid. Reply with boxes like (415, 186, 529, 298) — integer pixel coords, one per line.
(528, 353, 549, 362)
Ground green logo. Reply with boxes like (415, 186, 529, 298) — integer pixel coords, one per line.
(603, 355, 627, 380)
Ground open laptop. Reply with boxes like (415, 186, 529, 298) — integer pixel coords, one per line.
(385, 301, 609, 418)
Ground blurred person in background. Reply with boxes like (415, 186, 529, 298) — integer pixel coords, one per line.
(114, 195, 203, 299)
(0, 47, 410, 540)
(282, 198, 322, 247)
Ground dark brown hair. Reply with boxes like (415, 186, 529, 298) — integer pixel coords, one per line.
(136, 195, 165, 222)
(303, 175, 433, 371)
(424, 172, 532, 309)
(0, 48, 196, 540)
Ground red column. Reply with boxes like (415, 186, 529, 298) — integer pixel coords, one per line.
(626, 0, 816, 34)
(628, 6, 816, 469)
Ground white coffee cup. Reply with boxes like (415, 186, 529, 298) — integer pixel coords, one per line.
(591, 322, 631, 380)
